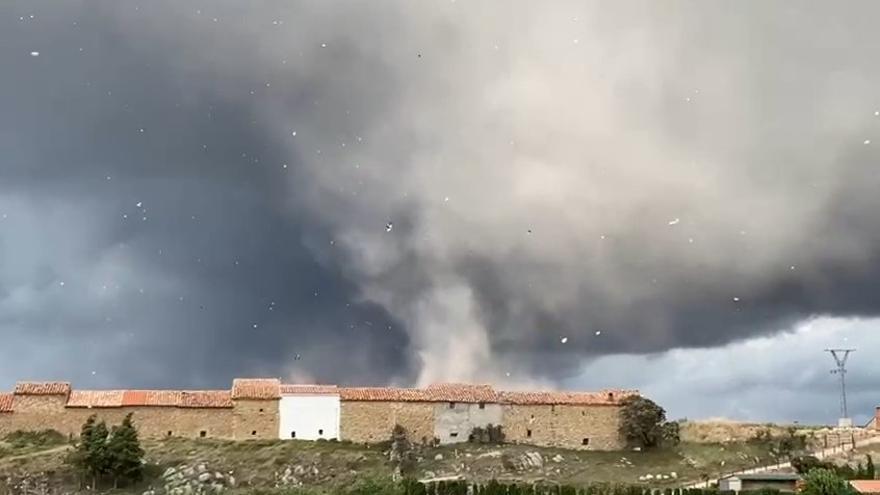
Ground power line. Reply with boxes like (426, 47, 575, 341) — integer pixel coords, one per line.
(826, 348, 855, 423)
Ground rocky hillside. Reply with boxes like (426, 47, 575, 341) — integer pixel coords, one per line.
(0, 433, 788, 495)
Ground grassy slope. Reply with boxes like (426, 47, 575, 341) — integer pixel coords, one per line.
(0, 437, 780, 493)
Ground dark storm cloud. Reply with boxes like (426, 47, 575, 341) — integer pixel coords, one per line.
(2, 0, 880, 392)
(0, 0, 416, 389)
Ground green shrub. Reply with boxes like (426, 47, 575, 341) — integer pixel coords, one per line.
(4, 429, 66, 448)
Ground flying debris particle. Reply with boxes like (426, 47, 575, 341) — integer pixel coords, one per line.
(560, 337, 568, 344)
(595, 331, 602, 336)
(91, 371, 96, 376)
(668, 218, 680, 225)
(59, 281, 65, 287)
(527, 229, 532, 234)
(321, 43, 327, 48)
(138, 128, 144, 133)
(687, 238, 694, 243)
(733, 297, 740, 302)
(252, 323, 258, 329)
(684, 97, 691, 102)
(282, 163, 288, 169)
(573, 39, 579, 44)
(294, 354, 302, 360)
(135, 201, 143, 208)
(875, 111, 879, 116)
(790, 265, 796, 270)
(291, 131, 297, 137)
(385, 222, 393, 233)
(106, 176, 112, 180)
(30, 51, 40, 57)
(865, 140, 872, 145)
(600, 234, 606, 240)
(444, 196, 450, 202)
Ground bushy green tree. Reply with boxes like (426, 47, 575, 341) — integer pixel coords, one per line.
(867, 454, 875, 480)
(618, 396, 678, 448)
(107, 413, 145, 486)
(801, 468, 856, 495)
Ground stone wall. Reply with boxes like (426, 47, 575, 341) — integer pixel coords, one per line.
(232, 399, 279, 440)
(433, 402, 503, 444)
(339, 401, 434, 444)
(502, 404, 624, 450)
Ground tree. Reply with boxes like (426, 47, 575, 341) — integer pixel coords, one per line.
(801, 469, 856, 495)
(107, 413, 145, 487)
(68, 415, 111, 490)
(867, 454, 875, 480)
(618, 396, 678, 449)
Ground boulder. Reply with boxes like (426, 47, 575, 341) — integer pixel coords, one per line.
(198, 473, 212, 483)
(434, 454, 444, 461)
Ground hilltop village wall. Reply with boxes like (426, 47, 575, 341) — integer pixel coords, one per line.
(0, 379, 637, 451)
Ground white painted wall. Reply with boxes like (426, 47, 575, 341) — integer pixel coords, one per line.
(278, 395, 340, 440)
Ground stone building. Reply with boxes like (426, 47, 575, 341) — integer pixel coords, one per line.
(0, 378, 636, 450)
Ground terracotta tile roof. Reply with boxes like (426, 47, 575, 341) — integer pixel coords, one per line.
(67, 390, 125, 408)
(14, 382, 71, 396)
(339, 387, 430, 402)
(231, 378, 281, 400)
(179, 391, 233, 408)
(498, 389, 638, 406)
(121, 390, 183, 407)
(0, 393, 13, 413)
(280, 384, 339, 395)
(851, 481, 880, 494)
(424, 383, 497, 403)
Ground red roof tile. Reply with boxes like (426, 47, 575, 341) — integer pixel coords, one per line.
(339, 387, 430, 402)
(179, 391, 233, 408)
(498, 389, 638, 406)
(14, 382, 71, 396)
(231, 378, 280, 400)
(121, 390, 182, 407)
(67, 390, 125, 408)
(850, 481, 880, 494)
(424, 383, 497, 403)
(280, 384, 339, 395)
(0, 393, 13, 413)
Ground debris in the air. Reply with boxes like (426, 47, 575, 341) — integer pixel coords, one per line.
(321, 43, 327, 48)
(595, 331, 602, 336)
(733, 297, 740, 302)
(136, 201, 142, 208)
(668, 218, 680, 225)
(30, 51, 39, 57)
(385, 222, 393, 232)
(865, 139, 871, 145)
(875, 111, 879, 116)
(560, 337, 568, 344)
(291, 131, 297, 136)
(59, 281, 65, 287)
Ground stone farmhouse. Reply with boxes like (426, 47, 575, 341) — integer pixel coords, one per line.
(0, 379, 637, 451)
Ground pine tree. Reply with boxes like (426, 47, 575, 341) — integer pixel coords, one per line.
(107, 413, 145, 487)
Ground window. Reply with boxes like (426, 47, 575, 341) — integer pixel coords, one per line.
(291, 431, 296, 438)
(448, 402, 455, 409)
(582, 438, 590, 446)
(450, 432, 458, 438)
(607, 392, 614, 401)
(526, 429, 532, 438)
(199, 431, 207, 438)
(167, 431, 173, 437)
(318, 429, 324, 436)
(551, 405, 556, 413)
(251, 430, 257, 436)
(259, 408, 264, 412)
(478, 402, 485, 409)
(582, 411, 586, 416)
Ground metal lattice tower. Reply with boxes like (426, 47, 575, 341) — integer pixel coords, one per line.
(826, 349, 855, 421)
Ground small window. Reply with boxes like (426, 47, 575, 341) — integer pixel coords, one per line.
(551, 405, 556, 412)
(251, 430, 257, 436)
(448, 402, 455, 409)
(259, 408, 264, 412)
(479, 402, 485, 409)
(318, 429, 324, 436)
(200, 431, 207, 438)
(291, 431, 296, 438)
(167, 431, 173, 437)
(582, 410, 586, 416)
(582, 438, 590, 446)
(607, 392, 614, 401)
(450, 432, 458, 438)
(526, 429, 532, 438)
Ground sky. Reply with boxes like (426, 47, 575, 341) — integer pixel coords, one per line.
(2, 1, 880, 425)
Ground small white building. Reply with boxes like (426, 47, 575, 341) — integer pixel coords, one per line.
(278, 385, 340, 441)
